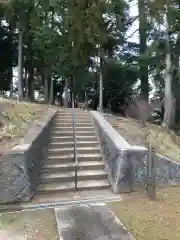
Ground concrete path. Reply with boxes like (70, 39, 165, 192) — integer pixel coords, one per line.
(0, 203, 133, 240)
(55, 203, 133, 240)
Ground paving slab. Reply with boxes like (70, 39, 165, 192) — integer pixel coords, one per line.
(0, 208, 59, 240)
(55, 203, 133, 240)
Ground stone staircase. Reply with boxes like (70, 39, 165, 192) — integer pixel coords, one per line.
(37, 109, 110, 195)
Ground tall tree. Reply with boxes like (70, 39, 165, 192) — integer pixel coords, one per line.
(138, 0, 149, 101)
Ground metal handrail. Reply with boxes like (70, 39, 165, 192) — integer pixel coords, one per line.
(72, 92, 78, 192)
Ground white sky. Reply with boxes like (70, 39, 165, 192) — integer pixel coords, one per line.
(128, 0, 156, 98)
(127, 0, 139, 43)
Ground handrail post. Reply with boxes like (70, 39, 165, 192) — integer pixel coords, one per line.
(72, 91, 78, 192)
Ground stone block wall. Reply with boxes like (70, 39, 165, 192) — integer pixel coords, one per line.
(91, 111, 180, 194)
(0, 108, 57, 203)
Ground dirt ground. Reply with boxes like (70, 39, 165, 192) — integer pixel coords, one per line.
(0, 100, 49, 153)
(108, 186, 180, 240)
(106, 115, 180, 162)
(0, 208, 59, 240)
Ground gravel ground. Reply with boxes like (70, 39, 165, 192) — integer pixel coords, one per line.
(108, 186, 180, 240)
(0, 208, 59, 240)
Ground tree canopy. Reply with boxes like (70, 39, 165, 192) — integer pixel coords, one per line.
(0, 0, 180, 128)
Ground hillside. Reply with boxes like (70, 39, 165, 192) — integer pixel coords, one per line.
(0, 100, 49, 153)
(105, 115, 180, 162)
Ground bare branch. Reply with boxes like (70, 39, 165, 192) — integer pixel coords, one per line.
(126, 29, 138, 40)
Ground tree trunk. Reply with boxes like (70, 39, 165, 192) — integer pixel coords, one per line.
(24, 68, 28, 100)
(9, 78, 14, 99)
(64, 78, 69, 108)
(171, 33, 180, 123)
(17, 28, 23, 101)
(92, 74, 98, 110)
(99, 56, 103, 112)
(108, 99, 112, 113)
(44, 68, 49, 103)
(138, 0, 149, 101)
(162, 51, 174, 128)
(8, 21, 13, 98)
(59, 92, 63, 106)
(9, 67, 13, 99)
(28, 66, 34, 101)
(71, 76, 76, 108)
(50, 74, 54, 104)
(47, 7, 54, 105)
(162, 9, 174, 128)
(44, 79, 49, 103)
(84, 91, 88, 109)
(27, 47, 34, 101)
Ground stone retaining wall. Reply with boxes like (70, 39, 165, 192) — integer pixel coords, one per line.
(0, 108, 57, 203)
(91, 111, 180, 194)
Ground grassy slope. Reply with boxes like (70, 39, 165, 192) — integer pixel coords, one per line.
(0, 100, 49, 152)
(106, 115, 180, 162)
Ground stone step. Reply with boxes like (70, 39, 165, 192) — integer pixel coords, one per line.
(52, 126, 73, 130)
(56, 117, 90, 120)
(40, 170, 108, 183)
(55, 115, 91, 119)
(55, 119, 92, 123)
(48, 153, 102, 162)
(51, 131, 74, 136)
(37, 182, 75, 194)
(32, 189, 116, 204)
(51, 131, 95, 137)
(48, 154, 74, 162)
(52, 126, 94, 131)
(56, 113, 90, 117)
(50, 136, 73, 142)
(50, 136, 97, 142)
(53, 122, 93, 127)
(57, 110, 88, 113)
(48, 148, 74, 156)
(55, 116, 70, 119)
(49, 141, 99, 149)
(78, 147, 100, 154)
(76, 179, 111, 191)
(75, 126, 94, 130)
(48, 147, 100, 156)
(37, 179, 110, 194)
(55, 117, 90, 122)
(42, 161, 105, 172)
(53, 123, 73, 127)
(77, 135, 97, 140)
